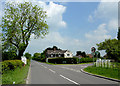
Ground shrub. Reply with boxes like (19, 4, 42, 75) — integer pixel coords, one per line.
(2, 60, 24, 74)
(80, 57, 97, 63)
(24, 52, 31, 60)
(48, 57, 78, 64)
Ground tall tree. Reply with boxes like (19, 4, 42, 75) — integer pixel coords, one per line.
(118, 27, 120, 40)
(2, 2, 48, 59)
(96, 39, 120, 61)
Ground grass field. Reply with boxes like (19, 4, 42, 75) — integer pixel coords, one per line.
(2, 64, 30, 84)
(84, 65, 120, 80)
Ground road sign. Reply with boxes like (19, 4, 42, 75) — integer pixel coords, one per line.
(21, 56, 27, 64)
(91, 47, 96, 53)
(91, 47, 96, 65)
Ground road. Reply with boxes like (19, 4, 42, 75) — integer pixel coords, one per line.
(28, 60, 119, 85)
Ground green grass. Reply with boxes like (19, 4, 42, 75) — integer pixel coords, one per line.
(2, 64, 30, 84)
(84, 65, 120, 80)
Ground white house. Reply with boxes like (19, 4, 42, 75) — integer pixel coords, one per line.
(64, 50, 73, 58)
(46, 47, 73, 58)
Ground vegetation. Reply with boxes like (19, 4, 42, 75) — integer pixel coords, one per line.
(24, 52, 32, 60)
(48, 57, 78, 64)
(1, 60, 24, 74)
(47, 57, 97, 64)
(80, 57, 97, 63)
(96, 39, 120, 62)
(1, 60, 30, 84)
(84, 63, 120, 80)
(32, 51, 46, 62)
(32, 52, 41, 61)
(118, 27, 120, 40)
(2, 2, 48, 59)
(2, 63, 30, 84)
(76, 51, 86, 57)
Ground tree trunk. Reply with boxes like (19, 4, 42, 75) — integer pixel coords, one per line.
(18, 46, 27, 59)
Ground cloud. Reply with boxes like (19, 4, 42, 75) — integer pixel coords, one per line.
(45, 2, 67, 30)
(88, 1, 118, 30)
(28, 31, 86, 55)
(88, 15, 94, 22)
(108, 19, 118, 30)
(85, 24, 111, 42)
(94, 1, 117, 20)
(30, 1, 67, 30)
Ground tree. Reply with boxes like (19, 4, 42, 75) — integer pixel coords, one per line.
(32, 52, 41, 61)
(76, 51, 82, 56)
(117, 27, 120, 40)
(2, 2, 48, 59)
(96, 39, 120, 61)
(81, 52, 86, 57)
(33, 53, 41, 58)
(76, 51, 86, 57)
(24, 52, 31, 60)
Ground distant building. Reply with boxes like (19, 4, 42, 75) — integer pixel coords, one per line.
(46, 46, 73, 58)
(86, 54, 93, 58)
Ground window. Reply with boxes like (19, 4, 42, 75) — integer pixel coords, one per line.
(51, 54, 53, 57)
(59, 54, 61, 57)
(67, 54, 70, 56)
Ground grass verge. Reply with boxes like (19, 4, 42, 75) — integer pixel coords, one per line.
(2, 64, 30, 84)
(84, 66, 120, 80)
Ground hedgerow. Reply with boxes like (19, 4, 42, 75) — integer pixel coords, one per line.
(1, 60, 24, 74)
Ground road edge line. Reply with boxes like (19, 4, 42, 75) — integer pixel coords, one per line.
(26, 63, 31, 84)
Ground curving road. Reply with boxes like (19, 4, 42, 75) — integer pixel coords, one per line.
(28, 60, 119, 85)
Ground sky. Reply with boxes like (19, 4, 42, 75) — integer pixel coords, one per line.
(0, 0, 118, 56)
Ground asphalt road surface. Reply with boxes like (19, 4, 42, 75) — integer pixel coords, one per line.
(28, 60, 119, 85)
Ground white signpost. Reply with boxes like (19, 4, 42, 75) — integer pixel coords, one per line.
(21, 56, 27, 65)
(95, 59, 111, 68)
(108, 60, 111, 68)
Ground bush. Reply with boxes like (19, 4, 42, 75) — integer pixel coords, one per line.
(24, 52, 31, 60)
(2, 60, 24, 74)
(48, 57, 78, 64)
(80, 57, 97, 63)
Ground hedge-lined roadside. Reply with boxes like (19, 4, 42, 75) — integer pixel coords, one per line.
(1, 60, 24, 74)
(0, 60, 31, 84)
(47, 57, 97, 64)
(2, 63, 30, 84)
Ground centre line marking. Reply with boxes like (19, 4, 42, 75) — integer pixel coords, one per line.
(60, 74, 79, 85)
(44, 66, 47, 68)
(49, 69, 56, 73)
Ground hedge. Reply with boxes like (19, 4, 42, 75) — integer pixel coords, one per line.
(80, 57, 97, 63)
(1, 60, 24, 74)
(48, 57, 78, 64)
(47, 57, 97, 64)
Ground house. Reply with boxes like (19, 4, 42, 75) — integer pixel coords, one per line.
(86, 54, 93, 58)
(46, 46, 73, 58)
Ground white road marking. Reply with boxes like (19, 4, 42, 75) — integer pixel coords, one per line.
(35, 62, 47, 69)
(44, 66, 47, 68)
(60, 74, 79, 85)
(49, 69, 56, 73)
(62, 67, 81, 73)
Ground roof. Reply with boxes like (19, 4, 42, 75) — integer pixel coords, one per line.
(86, 54, 93, 58)
(47, 50, 67, 54)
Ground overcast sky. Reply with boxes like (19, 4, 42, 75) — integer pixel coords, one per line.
(0, 0, 118, 56)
